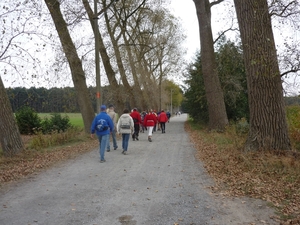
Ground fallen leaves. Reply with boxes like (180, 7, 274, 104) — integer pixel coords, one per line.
(185, 122, 300, 224)
(0, 136, 98, 185)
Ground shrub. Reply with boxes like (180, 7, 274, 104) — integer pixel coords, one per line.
(41, 113, 72, 134)
(235, 117, 249, 135)
(15, 106, 41, 135)
(286, 105, 300, 151)
(29, 126, 82, 150)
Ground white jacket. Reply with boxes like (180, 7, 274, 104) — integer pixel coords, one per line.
(117, 113, 134, 134)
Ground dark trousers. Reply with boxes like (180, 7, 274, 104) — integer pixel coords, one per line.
(132, 124, 140, 139)
(160, 122, 166, 133)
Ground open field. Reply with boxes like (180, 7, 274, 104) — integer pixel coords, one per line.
(38, 113, 84, 128)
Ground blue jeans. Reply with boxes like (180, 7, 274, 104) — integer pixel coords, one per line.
(97, 134, 109, 161)
(107, 130, 118, 150)
(122, 133, 130, 151)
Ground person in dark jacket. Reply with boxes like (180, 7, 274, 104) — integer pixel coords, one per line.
(130, 108, 142, 141)
(166, 111, 171, 122)
(91, 105, 114, 163)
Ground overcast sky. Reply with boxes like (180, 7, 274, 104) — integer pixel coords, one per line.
(169, 0, 200, 61)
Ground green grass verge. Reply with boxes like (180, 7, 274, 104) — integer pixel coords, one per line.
(38, 113, 84, 128)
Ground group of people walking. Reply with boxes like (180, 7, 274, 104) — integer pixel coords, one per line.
(90, 105, 171, 163)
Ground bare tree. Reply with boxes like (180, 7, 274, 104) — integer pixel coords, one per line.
(0, 1, 43, 156)
(82, 0, 123, 110)
(234, 0, 291, 151)
(44, 0, 95, 133)
(193, 0, 229, 130)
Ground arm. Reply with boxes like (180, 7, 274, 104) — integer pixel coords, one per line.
(116, 118, 120, 134)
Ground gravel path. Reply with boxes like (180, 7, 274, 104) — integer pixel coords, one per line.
(0, 114, 277, 225)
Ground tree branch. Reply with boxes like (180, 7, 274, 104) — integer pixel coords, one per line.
(210, 0, 225, 8)
(281, 69, 299, 77)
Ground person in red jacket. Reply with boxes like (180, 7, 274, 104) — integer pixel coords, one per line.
(158, 109, 168, 133)
(143, 109, 157, 142)
(130, 108, 142, 141)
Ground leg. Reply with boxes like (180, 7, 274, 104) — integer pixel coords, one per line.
(134, 124, 139, 140)
(148, 126, 153, 142)
(112, 130, 118, 150)
(122, 133, 126, 151)
(132, 129, 135, 141)
(97, 135, 103, 160)
(98, 134, 109, 161)
(161, 122, 166, 133)
(106, 133, 111, 151)
(124, 134, 130, 151)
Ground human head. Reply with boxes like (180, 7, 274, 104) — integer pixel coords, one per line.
(133, 108, 137, 111)
(108, 104, 114, 109)
(123, 109, 129, 113)
(100, 105, 106, 111)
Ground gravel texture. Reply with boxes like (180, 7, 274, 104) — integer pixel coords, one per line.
(0, 114, 277, 225)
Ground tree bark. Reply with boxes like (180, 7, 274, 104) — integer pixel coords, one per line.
(44, 0, 95, 133)
(193, 0, 228, 130)
(0, 76, 24, 156)
(234, 0, 291, 151)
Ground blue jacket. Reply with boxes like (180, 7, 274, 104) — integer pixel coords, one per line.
(91, 112, 114, 136)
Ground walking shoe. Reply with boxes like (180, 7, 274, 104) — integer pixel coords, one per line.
(122, 151, 125, 154)
(136, 137, 139, 141)
(107, 150, 110, 152)
(100, 160, 106, 163)
(148, 137, 152, 142)
(132, 138, 135, 141)
(123, 151, 127, 155)
(114, 147, 118, 150)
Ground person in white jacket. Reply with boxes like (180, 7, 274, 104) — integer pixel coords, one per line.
(117, 109, 134, 155)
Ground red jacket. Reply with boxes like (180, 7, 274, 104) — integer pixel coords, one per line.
(144, 112, 157, 127)
(158, 111, 168, 123)
(130, 110, 142, 124)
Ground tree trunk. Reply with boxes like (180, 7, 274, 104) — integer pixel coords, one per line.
(82, 0, 123, 110)
(0, 76, 24, 156)
(44, 0, 95, 134)
(103, 12, 138, 108)
(234, 0, 291, 151)
(193, 0, 228, 130)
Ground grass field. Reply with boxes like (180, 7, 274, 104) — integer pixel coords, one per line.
(39, 113, 84, 128)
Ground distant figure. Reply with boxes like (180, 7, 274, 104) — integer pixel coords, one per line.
(140, 110, 147, 133)
(90, 105, 114, 163)
(143, 109, 157, 142)
(106, 104, 118, 151)
(158, 109, 168, 133)
(152, 110, 158, 132)
(130, 108, 142, 141)
(156, 110, 161, 131)
(117, 109, 134, 155)
(166, 111, 171, 122)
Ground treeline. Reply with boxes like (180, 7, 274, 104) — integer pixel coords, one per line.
(284, 96, 300, 106)
(6, 85, 299, 115)
(6, 86, 97, 113)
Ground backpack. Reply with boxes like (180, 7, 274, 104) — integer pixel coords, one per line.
(96, 119, 109, 132)
(120, 118, 131, 129)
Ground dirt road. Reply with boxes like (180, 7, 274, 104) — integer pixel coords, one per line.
(0, 114, 277, 225)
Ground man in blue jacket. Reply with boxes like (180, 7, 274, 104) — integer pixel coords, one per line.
(91, 105, 114, 163)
